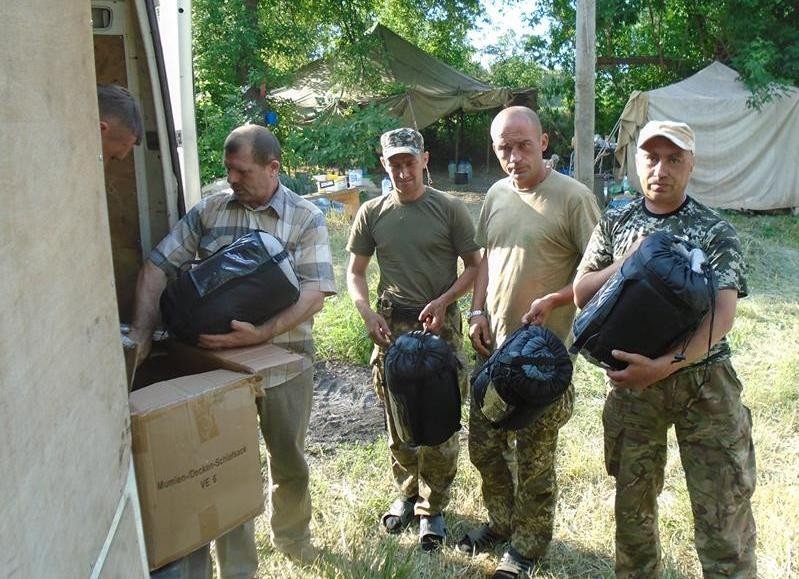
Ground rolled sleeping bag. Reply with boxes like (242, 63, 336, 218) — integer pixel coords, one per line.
(383, 330, 462, 447)
(160, 230, 300, 343)
(472, 324, 573, 431)
(571, 231, 716, 369)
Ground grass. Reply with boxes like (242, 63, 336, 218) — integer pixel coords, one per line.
(252, 196, 799, 578)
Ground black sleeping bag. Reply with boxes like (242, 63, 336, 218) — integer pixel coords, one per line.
(160, 230, 300, 343)
(472, 324, 573, 431)
(571, 231, 716, 369)
(383, 330, 462, 447)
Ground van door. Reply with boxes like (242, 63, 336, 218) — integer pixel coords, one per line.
(92, 0, 184, 322)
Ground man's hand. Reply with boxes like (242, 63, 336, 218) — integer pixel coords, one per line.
(469, 315, 492, 357)
(364, 310, 392, 347)
(197, 320, 268, 350)
(521, 293, 559, 326)
(606, 349, 674, 391)
(127, 329, 152, 367)
(419, 298, 447, 334)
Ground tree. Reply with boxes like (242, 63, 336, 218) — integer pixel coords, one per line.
(191, 0, 483, 182)
(528, 0, 799, 135)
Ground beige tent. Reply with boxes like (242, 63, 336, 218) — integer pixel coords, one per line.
(615, 61, 799, 210)
(270, 23, 534, 130)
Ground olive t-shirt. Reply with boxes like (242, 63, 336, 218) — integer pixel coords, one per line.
(476, 171, 600, 346)
(347, 186, 479, 307)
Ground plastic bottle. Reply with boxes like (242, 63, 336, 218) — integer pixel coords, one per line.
(621, 174, 630, 194)
(464, 159, 473, 182)
(447, 160, 456, 180)
(381, 176, 392, 196)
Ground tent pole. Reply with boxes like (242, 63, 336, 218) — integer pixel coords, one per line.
(459, 110, 465, 164)
(454, 116, 460, 166)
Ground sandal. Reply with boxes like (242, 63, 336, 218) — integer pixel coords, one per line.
(492, 547, 537, 578)
(419, 513, 446, 552)
(380, 496, 416, 534)
(456, 522, 507, 555)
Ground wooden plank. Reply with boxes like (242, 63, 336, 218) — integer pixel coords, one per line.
(305, 187, 361, 220)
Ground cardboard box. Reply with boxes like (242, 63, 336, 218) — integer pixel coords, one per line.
(130, 368, 263, 570)
(166, 341, 310, 395)
(129, 342, 306, 570)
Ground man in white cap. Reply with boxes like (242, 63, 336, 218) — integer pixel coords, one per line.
(573, 120, 757, 577)
(346, 127, 481, 550)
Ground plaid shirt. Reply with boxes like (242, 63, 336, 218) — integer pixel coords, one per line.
(150, 183, 336, 388)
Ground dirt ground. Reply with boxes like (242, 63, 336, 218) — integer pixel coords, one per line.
(306, 360, 384, 455)
(305, 169, 497, 454)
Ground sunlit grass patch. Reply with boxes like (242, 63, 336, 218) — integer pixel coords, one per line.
(252, 195, 799, 577)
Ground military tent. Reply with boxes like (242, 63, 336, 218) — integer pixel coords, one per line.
(614, 61, 799, 210)
(270, 23, 534, 130)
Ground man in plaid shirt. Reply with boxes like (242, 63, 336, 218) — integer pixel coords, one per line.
(130, 124, 335, 576)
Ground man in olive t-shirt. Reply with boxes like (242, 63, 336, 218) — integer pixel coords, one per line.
(346, 128, 481, 551)
(461, 107, 599, 578)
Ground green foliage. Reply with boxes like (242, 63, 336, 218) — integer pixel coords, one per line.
(194, 94, 250, 184)
(192, 0, 488, 183)
(528, 0, 799, 136)
(311, 211, 375, 365)
(374, 0, 482, 75)
(277, 172, 314, 196)
(286, 189, 799, 578)
(285, 104, 400, 172)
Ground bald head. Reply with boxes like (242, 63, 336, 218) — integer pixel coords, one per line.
(224, 124, 281, 167)
(490, 106, 549, 190)
(491, 106, 542, 141)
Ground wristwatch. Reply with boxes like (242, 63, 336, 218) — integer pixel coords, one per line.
(467, 309, 486, 321)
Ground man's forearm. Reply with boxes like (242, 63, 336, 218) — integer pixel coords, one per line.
(573, 261, 623, 308)
(437, 252, 481, 307)
(547, 283, 576, 308)
(470, 254, 489, 310)
(663, 289, 738, 368)
(346, 271, 374, 320)
(130, 261, 168, 341)
(258, 289, 325, 342)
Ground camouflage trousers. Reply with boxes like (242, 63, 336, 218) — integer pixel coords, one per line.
(468, 362, 575, 560)
(603, 359, 757, 578)
(371, 304, 467, 517)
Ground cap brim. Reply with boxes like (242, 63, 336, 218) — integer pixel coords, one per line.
(383, 146, 421, 159)
(638, 132, 694, 153)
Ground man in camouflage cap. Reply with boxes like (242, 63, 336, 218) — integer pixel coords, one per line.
(346, 127, 481, 550)
(573, 120, 757, 577)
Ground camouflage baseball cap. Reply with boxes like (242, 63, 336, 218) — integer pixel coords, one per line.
(380, 127, 424, 159)
(637, 120, 695, 153)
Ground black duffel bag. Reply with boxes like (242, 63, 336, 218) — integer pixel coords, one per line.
(472, 324, 573, 431)
(383, 330, 462, 447)
(571, 231, 716, 370)
(160, 231, 300, 343)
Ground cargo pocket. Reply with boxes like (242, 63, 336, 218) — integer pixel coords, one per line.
(602, 389, 627, 478)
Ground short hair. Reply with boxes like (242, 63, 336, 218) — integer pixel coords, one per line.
(491, 106, 543, 138)
(97, 84, 143, 145)
(224, 125, 282, 166)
